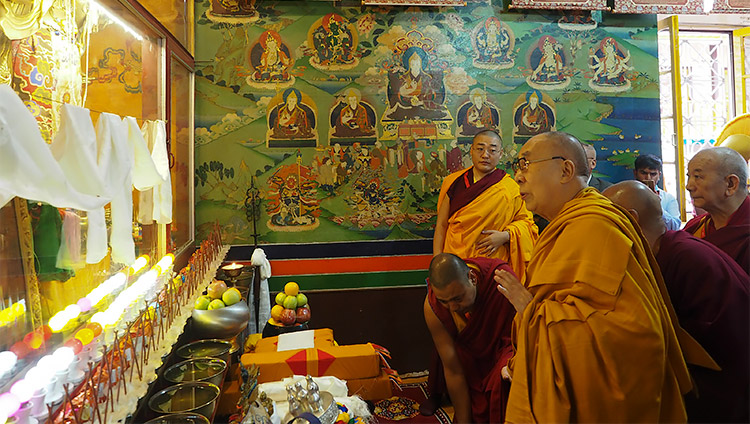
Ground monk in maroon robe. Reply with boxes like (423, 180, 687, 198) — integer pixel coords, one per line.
(424, 254, 515, 423)
(605, 181, 750, 423)
(683, 147, 749, 273)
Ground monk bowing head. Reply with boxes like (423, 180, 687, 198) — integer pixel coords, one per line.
(512, 131, 588, 221)
(603, 180, 666, 250)
(428, 253, 477, 314)
(686, 147, 748, 215)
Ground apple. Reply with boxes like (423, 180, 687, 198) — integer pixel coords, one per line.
(271, 305, 284, 321)
(275, 292, 287, 306)
(283, 295, 298, 310)
(222, 288, 242, 306)
(284, 282, 299, 296)
(296, 307, 310, 323)
(207, 281, 228, 300)
(194, 295, 212, 310)
(279, 308, 296, 325)
(208, 299, 226, 310)
(296, 293, 308, 307)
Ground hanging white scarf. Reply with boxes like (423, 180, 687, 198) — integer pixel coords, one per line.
(0, 85, 106, 211)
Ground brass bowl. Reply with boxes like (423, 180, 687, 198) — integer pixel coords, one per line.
(144, 413, 210, 424)
(148, 382, 220, 419)
(191, 300, 250, 339)
(221, 264, 244, 279)
(176, 339, 233, 364)
(164, 358, 227, 387)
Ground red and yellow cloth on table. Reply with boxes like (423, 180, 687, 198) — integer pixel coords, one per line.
(252, 328, 335, 353)
(242, 329, 381, 384)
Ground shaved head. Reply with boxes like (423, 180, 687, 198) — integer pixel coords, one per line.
(428, 253, 470, 290)
(603, 181, 666, 242)
(473, 129, 501, 145)
(582, 143, 596, 175)
(514, 132, 590, 220)
(540, 132, 589, 177)
(692, 147, 749, 192)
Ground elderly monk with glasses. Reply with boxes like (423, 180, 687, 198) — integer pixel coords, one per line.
(495, 131, 716, 423)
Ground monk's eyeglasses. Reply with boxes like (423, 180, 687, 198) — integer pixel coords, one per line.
(512, 156, 566, 172)
(472, 146, 500, 155)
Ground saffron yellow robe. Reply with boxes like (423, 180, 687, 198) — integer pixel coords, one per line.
(437, 168, 537, 281)
(506, 188, 713, 423)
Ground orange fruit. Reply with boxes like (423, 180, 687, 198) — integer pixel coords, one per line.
(284, 282, 299, 296)
(271, 305, 284, 321)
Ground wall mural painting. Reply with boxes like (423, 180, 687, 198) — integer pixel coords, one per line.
(308, 13, 360, 71)
(247, 30, 295, 90)
(193, 0, 662, 244)
(471, 17, 515, 70)
(330, 88, 377, 145)
(456, 88, 501, 143)
(267, 88, 318, 147)
(266, 160, 321, 231)
(512, 89, 556, 145)
(588, 37, 633, 93)
(206, 0, 259, 24)
(526, 35, 571, 91)
(381, 30, 453, 142)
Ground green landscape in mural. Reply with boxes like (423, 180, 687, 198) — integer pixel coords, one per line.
(194, 0, 660, 245)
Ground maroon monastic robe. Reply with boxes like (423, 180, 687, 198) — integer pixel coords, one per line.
(428, 257, 515, 423)
(446, 168, 506, 218)
(656, 230, 750, 423)
(683, 195, 750, 274)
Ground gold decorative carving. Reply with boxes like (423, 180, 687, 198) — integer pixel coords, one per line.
(13, 198, 43, 329)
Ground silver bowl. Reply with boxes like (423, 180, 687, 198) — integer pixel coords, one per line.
(144, 413, 210, 424)
(192, 300, 250, 339)
(176, 339, 233, 364)
(148, 382, 220, 419)
(164, 358, 227, 387)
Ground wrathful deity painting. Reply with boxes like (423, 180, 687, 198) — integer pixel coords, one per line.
(308, 13, 359, 71)
(194, 1, 661, 244)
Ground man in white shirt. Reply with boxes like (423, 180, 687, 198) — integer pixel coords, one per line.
(633, 154, 681, 230)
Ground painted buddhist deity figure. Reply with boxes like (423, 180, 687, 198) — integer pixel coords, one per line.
(472, 17, 514, 69)
(527, 35, 570, 90)
(206, 0, 259, 24)
(589, 37, 632, 92)
(558, 10, 597, 30)
(330, 88, 376, 141)
(309, 13, 359, 71)
(385, 46, 447, 121)
(513, 89, 556, 144)
(457, 88, 500, 139)
(247, 30, 294, 88)
(267, 88, 317, 147)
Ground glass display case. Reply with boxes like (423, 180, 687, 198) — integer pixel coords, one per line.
(0, 0, 195, 420)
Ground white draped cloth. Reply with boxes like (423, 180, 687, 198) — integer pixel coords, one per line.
(0, 84, 106, 211)
(250, 248, 272, 333)
(137, 120, 172, 224)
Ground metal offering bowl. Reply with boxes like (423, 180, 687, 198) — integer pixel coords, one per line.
(221, 263, 244, 279)
(143, 413, 210, 424)
(148, 382, 220, 419)
(192, 300, 250, 339)
(164, 358, 227, 387)
(177, 339, 233, 363)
